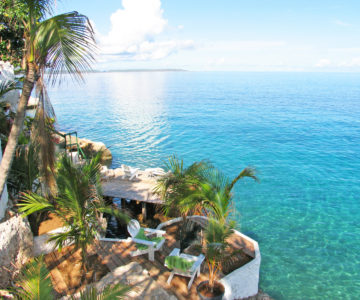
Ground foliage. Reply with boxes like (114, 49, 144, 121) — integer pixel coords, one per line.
(0, 0, 97, 200)
(203, 218, 237, 291)
(157, 156, 258, 290)
(183, 165, 258, 223)
(75, 284, 131, 300)
(0, 0, 27, 65)
(18, 154, 129, 271)
(154, 155, 210, 217)
(7, 142, 40, 196)
(10, 255, 130, 299)
(11, 255, 55, 300)
(156, 155, 258, 222)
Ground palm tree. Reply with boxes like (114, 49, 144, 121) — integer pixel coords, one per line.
(200, 218, 238, 294)
(11, 255, 55, 299)
(18, 154, 129, 272)
(0, 0, 96, 201)
(11, 255, 130, 299)
(183, 166, 258, 223)
(154, 155, 210, 217)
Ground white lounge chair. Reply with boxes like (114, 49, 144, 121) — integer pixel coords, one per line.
(165, 248, 205, 290)
(144, 167, 166, 177)
(127, 219, 166, 261)
(122, 164, 140, 180)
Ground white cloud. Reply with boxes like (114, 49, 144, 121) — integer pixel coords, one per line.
(315, 59, 331, 68)
(99, 0, 193, 61)
(206, 40, 287, 51)
(334, 20, 350, 27)
(338, 58, 360, 67)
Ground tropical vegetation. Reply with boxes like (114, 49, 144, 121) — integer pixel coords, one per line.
(0, 0, 97, 201)
(18, 154, 129, 272)
(156, 155, 258, 293)
(10, 255, 130, 299)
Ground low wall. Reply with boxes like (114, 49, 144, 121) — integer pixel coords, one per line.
(221, 230, 261, 300)
(33, 226, 72, 256)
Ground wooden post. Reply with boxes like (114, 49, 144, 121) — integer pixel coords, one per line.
(142, 202, 147, 221)
(120, 198, 125, 209)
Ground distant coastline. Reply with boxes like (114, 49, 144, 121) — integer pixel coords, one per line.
(93, 68, 187, 73)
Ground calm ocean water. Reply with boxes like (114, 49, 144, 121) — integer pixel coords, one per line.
(49, 72, 360, 299)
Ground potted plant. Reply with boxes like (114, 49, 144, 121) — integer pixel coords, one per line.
(197, 218, 237, 300)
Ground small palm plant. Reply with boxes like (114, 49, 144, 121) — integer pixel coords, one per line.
(154, 155, 209, 217)
(10, 255, 130, 299)
(184, 165, 258, 223)
(18, 154, 129, 272)
(154, 155, 210, 249)
(204, 219, 236, 291)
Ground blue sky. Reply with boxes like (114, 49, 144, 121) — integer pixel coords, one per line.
(55, 0, 360, 71)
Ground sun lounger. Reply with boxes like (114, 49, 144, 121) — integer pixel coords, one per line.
(122, 164, 140, 180)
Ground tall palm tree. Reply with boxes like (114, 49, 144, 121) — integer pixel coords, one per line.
(0, 0, 96, 201)
(18, 154, 129, 272)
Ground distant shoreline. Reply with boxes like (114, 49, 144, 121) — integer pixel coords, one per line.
(92, 68, 187, 73)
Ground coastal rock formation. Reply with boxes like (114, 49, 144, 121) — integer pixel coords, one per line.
(55, 133, 112, 164)
(77, 137, 112, 164)
(0, 215, 33, 288)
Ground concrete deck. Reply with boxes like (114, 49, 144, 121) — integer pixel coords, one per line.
(102, 170, 164, 204)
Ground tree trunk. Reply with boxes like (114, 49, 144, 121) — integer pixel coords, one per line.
(0, 63, 37, 207)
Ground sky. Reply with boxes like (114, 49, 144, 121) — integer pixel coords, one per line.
(55, 0, 360, 71)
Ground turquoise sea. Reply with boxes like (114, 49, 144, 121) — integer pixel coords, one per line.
(49, 72, 360, 299)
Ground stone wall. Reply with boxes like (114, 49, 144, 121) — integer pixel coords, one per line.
(0, 215, 33, 288)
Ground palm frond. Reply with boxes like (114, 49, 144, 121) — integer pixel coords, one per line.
(12, 255, 54, 300)
(227, 167, 258, 192)
(99, 206, 130, 224)
(23, 0, 55, 20)
(34, 11, 97, 84)
(0, 79, 20, 98)
(18, 192, 54, 216)
(76, 283, 131, 300)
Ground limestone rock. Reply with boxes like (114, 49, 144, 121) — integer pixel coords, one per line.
(53, 133, 112, 164)
(77, 138, 112, 164)
(0, 215, 34, 288)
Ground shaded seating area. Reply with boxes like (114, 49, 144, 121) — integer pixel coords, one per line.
(127, 219, 166, 261)
(165, 248, 205, 290)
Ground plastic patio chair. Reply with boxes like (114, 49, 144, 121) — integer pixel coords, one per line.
(127, 219, 166, 261)
(165, 248, 205, 290)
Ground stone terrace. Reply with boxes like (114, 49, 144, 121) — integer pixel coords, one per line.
(46, 223, 253, 299)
